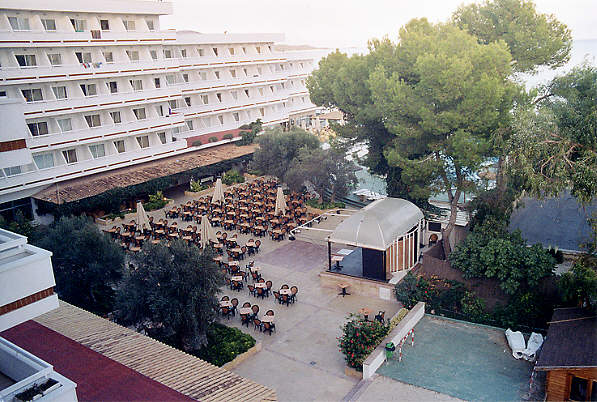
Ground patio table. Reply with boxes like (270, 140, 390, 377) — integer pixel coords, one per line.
(220, 300, 232, 307)
(279, 288, 292, 295)
(338, 283, 351, 297)
(261, 315, 275, 323)
(231, 276, 243, 282)
(254, 282, 267, 288)
(239, 307, 252, 315)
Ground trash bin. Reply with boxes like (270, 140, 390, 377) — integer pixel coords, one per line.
(385, 342, 396, 360)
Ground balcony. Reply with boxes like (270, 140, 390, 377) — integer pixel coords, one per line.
(22, 86, 182, 118)
(180, 93, 288, 119)
(176, 73, 288, 95)
(178, 53, 286, 69)
(0, 337, 77, 402)
(27, 115, 184, 150)
(0, 29, 176, 48)
(0, 58, 181, 85)
(175, 32, 284, 46)
(2, 0, 172, 15)
(0, 229, 59, 332)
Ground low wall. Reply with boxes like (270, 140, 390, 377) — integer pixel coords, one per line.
(319, 271, 395, 300)
(362, 302, 425, 380)
(221, 342, 262, 370)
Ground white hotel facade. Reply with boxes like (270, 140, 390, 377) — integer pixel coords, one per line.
(0, 0, 325, 213)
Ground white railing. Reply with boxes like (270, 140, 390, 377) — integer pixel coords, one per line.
(0, 29, 175, 46)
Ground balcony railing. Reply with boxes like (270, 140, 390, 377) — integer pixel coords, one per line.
(0, 29, 176, 47)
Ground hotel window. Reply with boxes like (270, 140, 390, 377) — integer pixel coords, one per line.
(257, 67, 262, 75)
(259, 107, 265, 117)
(256, 46, 261, 54)
(214, 71, 220, 79)
(228, 47, 235, 56)
(216, 93, 222, 102)
(100, 19, 110, 30)
(268, 45, 272, 52)
(184, 97, 191, 107)
(21, 88, 43, 102)
(57, 118, 72, 132)
(181, 49, 187, 58)
(212, 47, 218, 56)
(231, 91, 238, 101)
(146, 19, 155, 31)
(3, 166, 22, 176)
(182, 73, 189, 82)
(200, 71, 207, 80)
(201, 95, 209, 104)
(233, 112, 240, 122)
(123, 20, 136, 31)
(242, 47, 247, 54)
(154, 78, 161, 88)
(185, 120, 193, 131)
(270, 85, 274, 93)
(80, 83, 97, 96)
(299, 62, 304, 69)
(103, 51, 113, 63)
(168, 100, 178, 110)
(41, 19, 56, 31)
(157, 132, 166, 144)
(165, 75, 176, 85)
(243, 68, 248, 76)
(229, 69, 236, 78)
(244, 89, 250, 98)
(114, 140, 125, 153)
(75, 52, 92, 64)
(62, 148, 78, 164)
(107, 81, 118, 93)
(15, 54, 37, 67)
(258, 88, 264, 96)
(130, 79, 143, 91)
(33, 152, 54, 170)
(52, 86, 68, 99)
(8, 17, 30, 31)
(27, 121, 49, 136)
(133, 108, 146, 120)
(89, 144, 106, 158)
(126, 50, 139, 61)
(70, 19, 87, 32)
(204, 117, 211, 127)
(156, 105, 164, 116)
(110, 111, 121, 124)
(48, 53, 62, 66)
(163, 49, 173, 59)
(150, 50, 158, 60)
(85, 114, 101, 127)
(198, 48, 205, 57)
(217, 115, 224, 125)
(136, 136, 149, 148)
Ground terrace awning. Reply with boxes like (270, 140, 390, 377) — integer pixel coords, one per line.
(328, 198, 423, 251)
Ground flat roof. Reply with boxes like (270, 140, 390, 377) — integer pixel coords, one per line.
(535, 307, 597, 370)
(31, 301, 276, 401)
(33, 143, 257, 204)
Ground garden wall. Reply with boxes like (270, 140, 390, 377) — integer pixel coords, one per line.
(362, 302, 425, 379)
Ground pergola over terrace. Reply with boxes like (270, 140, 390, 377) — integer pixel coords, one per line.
(327, 198, 424, 281)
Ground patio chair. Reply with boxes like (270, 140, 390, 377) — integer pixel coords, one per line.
(225, 277, 232, 290)
(241, 313, 251, 327)
(247, 284, 256, 297)
(230, 298, 238, 316)
(266, 310, 274, 316)
(253, 318, 262, 332)
(273, 291, 280, 304)
(240, 246, 247, 260)
(265, 281, 273, 297)
(221, 306, 231, 319)
(256, 287, 265, 299)
(251, 271, 260, 282)
(281, 284, 289, 290)
(375, 311, 385, 324)
(242, 301, 251, 308)
(254, 240, 261, 253)
(251, 305, 259, 319)
(290, 286, 298, 303)
(221, 295, 229, 301)
(262, 321, 274, 336)
(281, 294, 290, 306)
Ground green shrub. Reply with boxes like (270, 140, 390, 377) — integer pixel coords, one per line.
(306, 199, 345, 210)
(103, 212, 125, 221)
(222, 133, 234, 140)
(222, 169, 245, 185)
(143, 191, 167, 211)
(388, 308, 408, 331)
(191, 140, 202, 147)
(208, 136, 219, 143)
(460, 291, 488, 323)
(194, 323, 255, 366)
(338, 314, 389, 371)
(189, 179, 207, 193)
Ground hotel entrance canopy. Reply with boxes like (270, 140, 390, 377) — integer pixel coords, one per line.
(328, 198, 424, 251)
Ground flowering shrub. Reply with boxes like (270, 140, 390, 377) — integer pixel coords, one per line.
(338, 314, 389, 371)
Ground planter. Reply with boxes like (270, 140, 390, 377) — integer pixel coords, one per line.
(221, 342, 262, 370)
(345, 365, 363, 379)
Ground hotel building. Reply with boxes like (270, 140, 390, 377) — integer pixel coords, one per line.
(0, 0, 324, 216)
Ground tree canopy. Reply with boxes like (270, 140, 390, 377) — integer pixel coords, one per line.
(453, 0, 572, 74)
(250, 127, 320, 179)
(33, 215, 124, 314)
(115, 240, 224, 351)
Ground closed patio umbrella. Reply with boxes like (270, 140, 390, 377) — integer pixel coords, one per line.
(211, 178, 225, 204)
(200, 215, 217, 248)
(136, 201, 150, 231)
(274, 187, 287, 216)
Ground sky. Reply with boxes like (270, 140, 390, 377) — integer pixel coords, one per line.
(160, 0, 597, 49)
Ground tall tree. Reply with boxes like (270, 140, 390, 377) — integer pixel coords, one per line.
(368, 19, 516, 254)
(453, 0, 572, 74)
(250, 127, 319, 179)
(34, 215, 124, 314)
(115, 240, 224, 350)
(284, 146, 358, 203)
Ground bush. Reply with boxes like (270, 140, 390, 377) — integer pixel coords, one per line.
(189, 179, 207, 193)
(460, 291, 488, 323)
(191, 140, 202, 147)
(222, 133, 234, 140)
(143, 191, 167, 211)
(388, 308, 408, 331)
(208, 136, 219, 143)
(306, 199, 345, 210)
(338, 314, 389, 371)
(222, 169, 245, 185)
(237, 130, 257, 146)
(547, 246, 564, 264)
(394, 272, 423, 309)
(194, 323, 255, 366)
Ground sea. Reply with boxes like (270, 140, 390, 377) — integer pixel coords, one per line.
(344, 39, 597, 200)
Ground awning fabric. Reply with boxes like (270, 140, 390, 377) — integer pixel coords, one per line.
(328, 198, 424, 251)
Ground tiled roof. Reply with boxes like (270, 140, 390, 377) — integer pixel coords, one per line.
(34, 301, 276, 401)
(33, 143, 257, 204)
